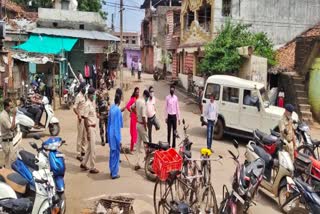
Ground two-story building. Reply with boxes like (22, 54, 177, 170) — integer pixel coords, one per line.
(113, 32, 141, 68)
(140, 0, 181, 74)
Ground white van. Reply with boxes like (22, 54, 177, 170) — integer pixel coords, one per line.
(201, 75, 298, 140)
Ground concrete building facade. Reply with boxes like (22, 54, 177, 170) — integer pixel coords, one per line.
(213, 0, 320, 45)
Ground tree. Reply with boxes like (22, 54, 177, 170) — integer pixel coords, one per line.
(199, 20, 276, 76)
(77, 0, 107, 19)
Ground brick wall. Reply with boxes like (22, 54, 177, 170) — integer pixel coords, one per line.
(184, 53, 194, 74)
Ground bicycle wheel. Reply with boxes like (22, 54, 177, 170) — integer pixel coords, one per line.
(153, 179, 171, 214)
(296, 145, 316, 159)
(199, 184, 218, 214)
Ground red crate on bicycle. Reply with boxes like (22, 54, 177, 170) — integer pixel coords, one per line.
(152, 148, 182, 181)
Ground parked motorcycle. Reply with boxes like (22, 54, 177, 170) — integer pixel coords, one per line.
(153, 67, 165, 81)
(253, 129, 282, 158)
(16, 96, 60, 137)
(144, 141, 170, 182)
(9, 135, 66, 214)
(63, 79, 78, 109)
(245, 140, 294, 211)
(282, 176, 320, 214)
(0, 142, 58, 214)
(219, 140, 265, 214)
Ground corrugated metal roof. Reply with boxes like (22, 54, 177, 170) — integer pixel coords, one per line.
(29, 28, 120, 42)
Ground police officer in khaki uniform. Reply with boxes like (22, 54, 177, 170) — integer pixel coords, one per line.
(279, 104, 296, 161)
(80, 87, 99, 174)
(0, 98, 17, 167)
(73, 82, 87, 161)
(134, 90, 149, 170)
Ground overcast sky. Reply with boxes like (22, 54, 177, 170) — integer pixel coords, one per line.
(103, 0, 145, 33)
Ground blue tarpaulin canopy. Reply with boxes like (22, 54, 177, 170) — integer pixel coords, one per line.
(13, 34, 78, 55)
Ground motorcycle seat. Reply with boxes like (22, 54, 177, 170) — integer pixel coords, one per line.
(310, 156, 320, 171)
(270, 129, 281, 138)
(159, 141, 170, 150)
(261, 135, 278, 145)
(255, 129, 267, 140)
(0, 168, 28, 194)
(18, 151, 39, 171)
(251, 144, 273, 168)
(0, 198, 33, 213)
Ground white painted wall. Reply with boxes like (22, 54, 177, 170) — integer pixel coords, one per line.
(214, 0, 320, 45)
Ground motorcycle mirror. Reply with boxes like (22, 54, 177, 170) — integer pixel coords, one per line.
(30, 142, 38, 150)
(182, 119, 185, 125)
(233, 139, 239, 149)
(33, 134, 41, 140)
(219, 155, 223, 159)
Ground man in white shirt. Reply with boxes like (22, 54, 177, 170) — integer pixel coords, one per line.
(138, 60, 142, 80)
(203, 93, 218, 150)
(146, 86, 160, 143)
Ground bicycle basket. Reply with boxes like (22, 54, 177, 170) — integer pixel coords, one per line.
(152, 148, 182, 181)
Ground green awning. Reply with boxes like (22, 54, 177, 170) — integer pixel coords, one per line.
(13, 34, 78, 55)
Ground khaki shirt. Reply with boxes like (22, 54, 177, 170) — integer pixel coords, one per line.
(279, 114, 295, 142)
(83, 100, 97, 126)
(74, 92, 86, 116)
(97, 89, 109, 101)
(135, 98, 147, 123)
(0, 110, 13, 139)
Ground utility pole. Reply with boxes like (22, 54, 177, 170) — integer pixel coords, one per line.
(111, 14, 115, 32)
(119, 0, 124, 89)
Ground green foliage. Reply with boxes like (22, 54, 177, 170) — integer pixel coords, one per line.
(199, 20, 276, 76)
(78, 0, 107, 19)
(11, 0, 53, 8)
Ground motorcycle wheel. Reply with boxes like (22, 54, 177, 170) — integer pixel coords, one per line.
(49, 123, 60, 136)
(58, 192, 66, 214)
(153, 73, 159, 81)
(145, 154, 157, 182)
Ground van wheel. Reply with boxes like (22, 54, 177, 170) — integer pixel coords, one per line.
(214, 119, 224, 140)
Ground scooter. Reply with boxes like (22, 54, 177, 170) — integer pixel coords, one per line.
(219, 140, 265, 214)
(0, 142, 58, 214)
(12, 135, 66, 214)
(245, 140, 294, 211)
(16, 96, 60, 137)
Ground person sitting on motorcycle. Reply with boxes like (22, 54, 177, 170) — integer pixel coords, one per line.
(97, 82, 110, 146)
(279, 104, 296, 161)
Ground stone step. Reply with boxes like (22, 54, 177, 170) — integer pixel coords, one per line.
(297, 97, 309, 104)
(301, 111, 314, 125)
(296, 90, 308, 98)
(294, 84, 305, 91)
(292, 77, 305, 84)
(299, 104, 311, 112)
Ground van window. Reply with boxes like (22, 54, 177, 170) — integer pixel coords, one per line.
(222, 87, 239, 103)
(205, 83, 220, 100)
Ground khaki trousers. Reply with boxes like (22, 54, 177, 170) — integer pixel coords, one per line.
(1, 141, 14, 168)
(135, 124, 148, 167)
(77, 118, 87, 156)
(82, 127, 96, 169)
(284, 140, 294, 161)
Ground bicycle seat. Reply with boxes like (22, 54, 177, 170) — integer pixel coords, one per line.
(200, 148, 212, 156)
(183, 150, 192, 159)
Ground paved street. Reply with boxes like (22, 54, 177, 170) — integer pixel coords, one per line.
(23, 72, 283, 214)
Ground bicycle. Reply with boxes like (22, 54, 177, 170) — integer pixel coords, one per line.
(153, 170, 218, 214)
